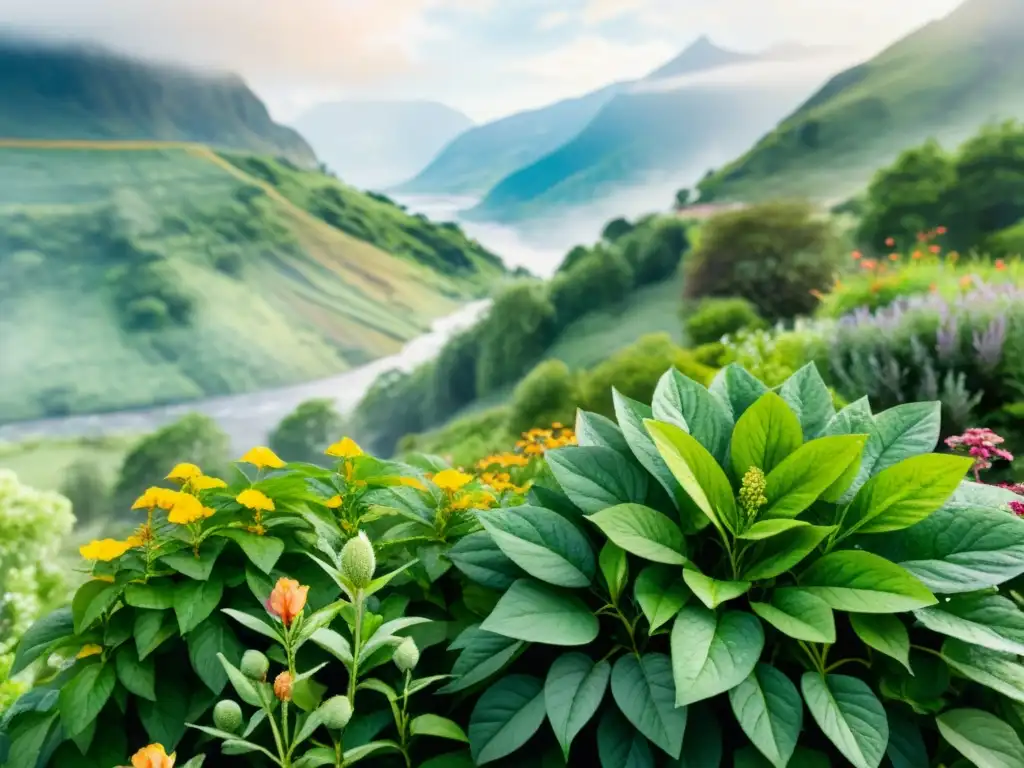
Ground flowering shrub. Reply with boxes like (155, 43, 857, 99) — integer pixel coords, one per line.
(719, 319, 832, 387)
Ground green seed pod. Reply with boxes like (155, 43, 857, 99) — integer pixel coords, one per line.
(393, 637, 420, 673)
(340, 531, 376, 589)
(240, 649, 269, 681)
(319, 695, 353, 730)
(213, 700, 243, 733)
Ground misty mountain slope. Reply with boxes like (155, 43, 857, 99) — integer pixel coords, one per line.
(645, 34, 754, 79)
(698, 0, 1024, 202)
(0, 37, 316, 165)
(467, 41, 850, 224)
(393, 83, 624, 197)
(294, 100, 473, 190)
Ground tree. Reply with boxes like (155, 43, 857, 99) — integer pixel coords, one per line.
(59, 460, 111, 527)
(621, 217, 689, 286)
(674, 188, 691, 209)
(601, 217, 634, 242)
(474, 281, 557, 395)
(269, 399, 344, 465)
(549, 248, 635, 329)
(508, 359, 578, 434)
(557, 245, 591, 273)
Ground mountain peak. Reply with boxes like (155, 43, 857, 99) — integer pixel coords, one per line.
(644, 35, 751, 81)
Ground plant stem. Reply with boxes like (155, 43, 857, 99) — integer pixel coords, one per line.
(400, 670, 413, 768)
(614, 606, 640, 656)
(348, 589, 364, 704)
(825, 657, 871, 674)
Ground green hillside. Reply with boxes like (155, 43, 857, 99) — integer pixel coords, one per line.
(697, 0, 1024, 202)
(0, 145, 505, 423)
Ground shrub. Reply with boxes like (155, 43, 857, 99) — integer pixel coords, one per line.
(59, 459, 112, 527)
(507, 360, 578, 435)
(684, 201, 842, 320)
(269, 398, 345, 465)
(549, 250, 635, 330)
(474, 281, 558, 396)
(684, 297, 766, 345)
(721, 320, 831, 388)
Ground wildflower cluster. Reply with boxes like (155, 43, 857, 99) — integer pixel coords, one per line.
(945, 427, 1015, 480)
(1000, 483, 1024, 516)
(515, 423, 577, 456)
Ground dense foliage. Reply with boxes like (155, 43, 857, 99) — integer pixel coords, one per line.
(683, 297, 766, 345)
(270, 400, 345, 466)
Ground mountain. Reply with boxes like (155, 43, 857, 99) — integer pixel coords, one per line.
(0, 145, 505, 424)
(466, 40, 854, 225)
(293, 100, 473, 190)
(392, 83, 625, 197)
(697, 0, 1024, 202)
(0, 36, 315, 164)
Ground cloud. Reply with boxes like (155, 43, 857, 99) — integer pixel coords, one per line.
(510, 34, 675, 87)
(537, 10, 573, 31)
(582, 0, 650, 25)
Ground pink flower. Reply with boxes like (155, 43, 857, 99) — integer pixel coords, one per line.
(1010, 501, 1024, 517)
(946, 428, 1014, 480)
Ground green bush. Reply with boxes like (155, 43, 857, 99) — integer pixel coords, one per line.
(684, 297, 766, 345)
(684, 201, 842, 321)
(549, 249, 634, 330)
(58, 460, 111, 527)
(508, 360, 578, 435)
(269, 399, 345, 465)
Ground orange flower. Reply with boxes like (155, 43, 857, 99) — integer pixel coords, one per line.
(274, 671, 293, 701)
(996, 259, 1007, 270)
(861, 259, 877, 270)
(889, 253, 899, 261)
(929, 245, 941, 254)
(131, 744, 175, 768)
(936, 226, 947, 235)
(959, 275, 973, 288)
(267, 577, 308, 627)
(912, 251, 923, 260)
(851, 250, 862, 260)
(885, 237, 895, 247)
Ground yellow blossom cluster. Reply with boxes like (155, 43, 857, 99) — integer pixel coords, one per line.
(451, 489, 497, 511)
(325, 437, 363, 459)
(80, 537, 140, 562)
(476, 452, 530, 471)
(480, 471, 527, 494)
(515, 424, 577, 456)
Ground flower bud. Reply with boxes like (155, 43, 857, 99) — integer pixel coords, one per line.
(213, 700, 243, 733)
(240, 650, 269, 681)
(340, 531, 376, 589)
(318, 695, 353, 730)
(274, 671, 293, 702)
(739, 466, 768, 523)
(393, 637, 420, 673)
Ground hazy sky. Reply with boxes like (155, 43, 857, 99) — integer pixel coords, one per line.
(0, 0, 965, 122)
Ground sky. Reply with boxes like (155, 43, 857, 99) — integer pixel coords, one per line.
(0, 0, 965, 122)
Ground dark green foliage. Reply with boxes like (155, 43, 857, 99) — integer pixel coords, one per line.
(684, 201, 842, 320)
(475, 282, 558, 395)
(268, 399, 344, 465)
(685, 298, 766, 345)
(549, 250, 634, 331)
(508, 360, 578, 435)
(59, 460, 112, 526)
(619, 217, 690, 287)
(674, 188, 691, 208)
(557, 245, 591, 273)
(601, 217, 634, 242)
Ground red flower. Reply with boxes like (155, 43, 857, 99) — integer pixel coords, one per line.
(996, 259, 1006, 270)
(885, 237, 895, 247)
(936, 226, 947, 235)
(929, 245, 941, 254)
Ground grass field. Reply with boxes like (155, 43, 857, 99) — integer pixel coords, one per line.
(0, 435, 136, 491)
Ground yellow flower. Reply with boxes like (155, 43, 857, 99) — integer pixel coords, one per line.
(240, 446, 285, 470)
(325, 437, 363, 459)
(124, 535, 145, 548)
(80, 539, 133, 562)
(237, 488, 275, 512)
(326, 495, 343, 509)
(451, 490, 497, 511)
(432, 468, 473, 492)
(131, 487, 179, 511)
(167, 493, 208, 525)
(131, 744, 176, 768)
(190, 475, 227, 491)
(398, 476, 428, 491)
(165, 463, 202, 483)
(77, 644, 103, 659)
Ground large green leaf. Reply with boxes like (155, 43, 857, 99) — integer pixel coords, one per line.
(447, 531, 524, 590)
(850, 614, 911, 672)
(799, 551, 937, 613)
(710, 363, 770, 420)
(822, 397, 875, 439)
(750, 588, 835, 643)
(213, 529, 285, 574)
(611, 653, 686, 758)
(914, 594, 1024, 655)
(778, 364, 835, 440)
(439, 628, 524, 694)
(634, 565, 690, 632)
(652, 368, 734, 465)
(599, 542, 628, 602)
(115, 644, 156, 701)
(161, 538, 226, 580)
(671, 606, 764, 706)
(547, 446, 649, 514)
(58, 662, 116, 737)
(468, 674, 546, 765)
(647, 420, 739, 534)
(728, 664, 802, 768)
(737, 519, 811, 541)
(886, 707, 928, 768)
(125, 581, 178, 610)
(481, 579, 598, 646)
(174, 575, 224, 634)
(937, 708, 1024, 768)
(941, 639, 1024, 704)
(11, 607, 73, 676)
(683, 569, 750, 609)
(134, 609, 177, 660)
(72, 579, 121, 634)
(840, 454, 973, 538)
(479, 506, 596, 588)
(762, 435, 867, 520)
(138, 673, 191, 749)
(741, 524, 835, 581)
(576, 410, 631, 454)
(730, 392, 803, 478)
(586, 504, 686, 565)
(544, 653, 610, 760)
(188, 614, 244, 694)
(597, 707, 655, 768)
(801, 673, 888, 768)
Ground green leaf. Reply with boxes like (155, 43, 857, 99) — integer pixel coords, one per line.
(801, 673, 888, 768)
(886, 707, 928, 768)
(762, 435, 867, 519)
(823, 397, 875, 439)
(677, 704, 722, 767)
(125, 581, 178, 610)
(941, 639, 1024, 704)
(448, 531, 524, 590)
(634, 565, 690, 632)
(544, 653, 610, 760)
(586, 503, 686, 565)
(597, 707, 655, 768)
(729, 664, 802, 768)
(343, 740, 402, 765)
(841, 454, 973, 537)
(410, 714, 469, 743)
(115, 644, 156, 701)
(778, 363, 835, 440)
(139, 674, 191, 749)
(161, 538, 226, 580)
(134, 609, 177, 660)
(683, 569, 750, 609)
(217, 652, 263, 707)
(850, 614, 911, 672)
(59, 662, 116, 736)
(671, 606, 764, 706)
(188, 614, 243, 694)
(937, 708, 1024, 768)
(798, 551, 937, 613)
(481, 579, 599, 646)
(468, 674, 546, 765)
(599, 542, 628, 602)
(750, 588, 836, 643)
(647, 419, 739, 534)
(914, 594, 1024, 655)
(730, 392, 803, 478)
(213, 529, 285, 573)
(737, 519, 810, 541)
(710, 363, 770, 420)
(174, 575, 224, 635)
(11, 607, 73, 676)
(439, 628, 524, 694)
(845, 402, 941, 501)
(547, 445, 648, 514)
(72, 579, 121, 634)
(479, 506, 596, 588)
(652, 367, 734, 465)
(221, 608, 283, 642)
(741, 524, 835, 581)
(576, 409, 631, 454)
(611, 653, 686, 758)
